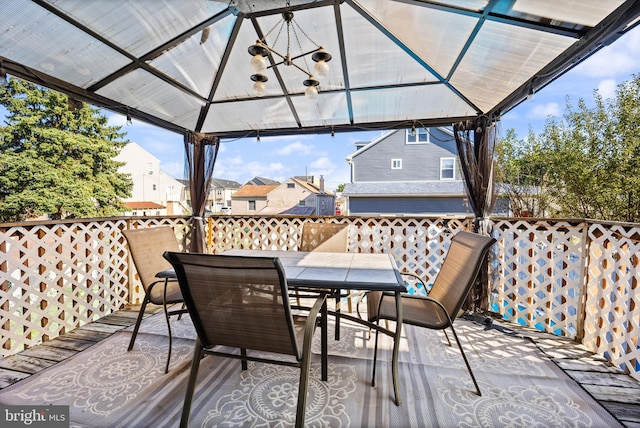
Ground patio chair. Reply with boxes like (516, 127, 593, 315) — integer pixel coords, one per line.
(366, 230, 496, 396)
(163, 252, 326, 428)
(300, 222, 358, 312)
(123, 226, 186, 374)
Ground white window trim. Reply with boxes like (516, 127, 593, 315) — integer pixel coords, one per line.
(391, 158, 402, 169)
(405, 128, 430, 144)
(440, 157, 456, 180)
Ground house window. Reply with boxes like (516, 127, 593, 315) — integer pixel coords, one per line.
(391, 159, 402, 169)
(216, 189, 222, 196)
(406, 128, 429, 144)
(440, 157, 455, 180)
(248, 200, 256, 210)
(287, 183, 295, 188)
(152, 184, 157, 191)
(298, 200, 306, 206)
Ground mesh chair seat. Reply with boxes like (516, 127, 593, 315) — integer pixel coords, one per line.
(164, 252, 326, 428)
(123, 226, 187, 374)
(147, 279, 183, 304)
(367, 230, 496, 396)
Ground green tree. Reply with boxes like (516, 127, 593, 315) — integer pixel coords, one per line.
(335, 183, 346, 193)
(495, 128, 553, 217)
(0, 78, 133, 221)
(497, 74, 640, 222)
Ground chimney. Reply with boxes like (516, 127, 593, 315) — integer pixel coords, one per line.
(319, 175, 325, 192)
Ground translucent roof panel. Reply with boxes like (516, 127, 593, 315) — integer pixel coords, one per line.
(356, 0, 480, 79)
(149, 14, 235, 98)
(202, 98, 300, 133)
(291, 93, 352, 128)
(351, 84, 476, 124)
(47, 0, 229, 57)
(510, 0, 625, 27)
(341, 5, 441, 88)
(96, 69, 204, 130)
(1, 0, 637, 137)
(451, 20, 574, 112)
(0, 1, 130, 88)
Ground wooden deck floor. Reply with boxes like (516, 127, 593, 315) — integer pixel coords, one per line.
(1, 306, 639, 427)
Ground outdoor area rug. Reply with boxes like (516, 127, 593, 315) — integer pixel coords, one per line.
(0, 310, 622, 427)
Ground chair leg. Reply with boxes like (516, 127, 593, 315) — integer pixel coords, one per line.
(442, 329, 452, 347)
(241, 349, 248, 370)
(180, 340, 204, 428)
(295, 349, 312, 428)
(371, 325, 380, 387)
(128, 295, 150, 351)
(449, 324, 481, 396)
(163, 306, 174, 374)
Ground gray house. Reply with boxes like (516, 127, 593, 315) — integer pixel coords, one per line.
(342, 127, 471, 216)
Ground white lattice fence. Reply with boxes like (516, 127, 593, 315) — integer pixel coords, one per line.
(491, 219, 587, 338)
(208, 216, 472, 294)
(583, 223, 640, 380)
(0, 217, 190, 357)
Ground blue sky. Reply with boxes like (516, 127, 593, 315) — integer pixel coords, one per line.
(13, 25, 640, 193)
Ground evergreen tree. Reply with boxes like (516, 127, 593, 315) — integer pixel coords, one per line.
(0, 78, 133, 221)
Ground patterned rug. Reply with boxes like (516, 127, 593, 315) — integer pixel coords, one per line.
(0, 310, 621, 427)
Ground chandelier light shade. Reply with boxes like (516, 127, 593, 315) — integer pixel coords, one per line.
(248, 2, 331, 98)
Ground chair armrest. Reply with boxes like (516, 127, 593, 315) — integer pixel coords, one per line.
(392, 293, 453, 328)
(301, 294, 327, 357)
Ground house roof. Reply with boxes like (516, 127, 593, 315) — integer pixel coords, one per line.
(210, 178, 242, 188)
(124, 201, 166, 209)
(246, 177, 281, 185)
(342, 181, 466, 197)
(2, 1, 638, 139)
(291, 178, 331, 195)
(232, 184, 279, 197)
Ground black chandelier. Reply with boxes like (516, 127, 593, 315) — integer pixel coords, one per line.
(248, 2, 332, 99)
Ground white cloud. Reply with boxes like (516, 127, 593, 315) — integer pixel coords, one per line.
(214, 156, 287, 184)
(309, 157, 335, 172)
(529, 102, 562, 119)
(574, 26, 640, 78)
(277, 141, 314, 156)
(597, 79, 617, 99)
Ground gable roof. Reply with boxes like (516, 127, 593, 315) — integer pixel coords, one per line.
(246, 177, 280, 186)
(291, 178, 331, 195)
(346, 127, 456, 160)
(343, 181, 466, 197)
(124, 201, 166, 210)
(210, 178, 242, 188)
(232, 184, 278, 198)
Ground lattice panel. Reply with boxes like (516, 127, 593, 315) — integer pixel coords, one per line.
(491, 219, 586, 338)
(582, 223, 640, 380)
(208, 216, 471, 295)
(0, 220, 130, 356)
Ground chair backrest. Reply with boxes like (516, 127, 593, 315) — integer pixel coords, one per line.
(300, 223, 348, 252)
(428, 231, 496, 317)
(163, 252, 300, 358)
(123, 227, 181, 291)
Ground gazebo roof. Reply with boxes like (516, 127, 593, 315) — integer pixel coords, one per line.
(2, 0, 639, 138)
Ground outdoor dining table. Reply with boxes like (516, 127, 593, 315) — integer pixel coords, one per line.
(158, 249, 407, 405)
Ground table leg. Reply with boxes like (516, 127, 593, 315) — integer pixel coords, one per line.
(321, 299, 328, 381)
(334, 290, 341, 340)
(392, 291, 403, 406)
